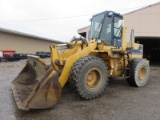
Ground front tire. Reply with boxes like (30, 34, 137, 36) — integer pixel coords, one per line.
(70, 56, 108, 99)
(127, 58, 150, 87)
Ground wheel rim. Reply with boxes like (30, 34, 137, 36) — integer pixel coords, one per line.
(139, 66, 147, 80)
(86, 68, 102, 88)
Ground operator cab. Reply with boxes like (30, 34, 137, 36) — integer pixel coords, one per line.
(90, 11, 123, 47)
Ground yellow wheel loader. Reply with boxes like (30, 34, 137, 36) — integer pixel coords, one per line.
(11, 11, 150, 110)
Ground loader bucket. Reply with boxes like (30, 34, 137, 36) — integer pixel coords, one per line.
(11, 55, 62, 110)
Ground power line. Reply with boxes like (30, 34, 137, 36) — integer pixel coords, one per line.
(1, 5, 146, 23)
(7, 14, 92, 22)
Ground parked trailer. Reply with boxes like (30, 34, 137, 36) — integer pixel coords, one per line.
(2, 50, 21, 61)
(2, 50, 15, 61)
(3, 50, 15, 58)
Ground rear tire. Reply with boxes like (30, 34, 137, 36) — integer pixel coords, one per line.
(69, 56, 108, 99)
(127, 58, 150, 87)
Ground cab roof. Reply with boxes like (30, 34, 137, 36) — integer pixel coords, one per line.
(92, 10, 122, 18)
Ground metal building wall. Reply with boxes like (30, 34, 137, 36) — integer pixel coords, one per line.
(78, 26, 90, 41)
(0, 31, 58, 54)
(124, 3, 160, 41)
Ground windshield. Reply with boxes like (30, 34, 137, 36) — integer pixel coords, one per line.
(100, 16, 112, 44)
(90, 14, 105, 39)
(89, 12, 123, 46)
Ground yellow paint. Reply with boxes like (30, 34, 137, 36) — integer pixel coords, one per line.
(49, 16, 144, 87)
(58, 42, 97, 87)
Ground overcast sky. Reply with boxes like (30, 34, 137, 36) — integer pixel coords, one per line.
(0, 0, 159, 42)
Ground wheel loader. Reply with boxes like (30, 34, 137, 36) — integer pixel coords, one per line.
(11, 11, 150, 110)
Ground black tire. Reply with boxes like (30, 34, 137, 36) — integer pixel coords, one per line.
(127, 58, 150, 87)
(69, 56, 108, 99)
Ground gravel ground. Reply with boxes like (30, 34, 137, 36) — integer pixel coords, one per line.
(0, 59, 160, 120)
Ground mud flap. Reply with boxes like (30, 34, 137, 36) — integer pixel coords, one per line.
(11, 55, 62, 110)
